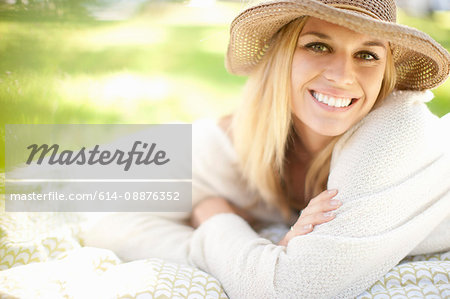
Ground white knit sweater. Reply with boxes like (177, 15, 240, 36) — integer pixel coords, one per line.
(83, 90, 450, 299)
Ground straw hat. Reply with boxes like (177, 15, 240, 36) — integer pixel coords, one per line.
(226, 0, 450, 90)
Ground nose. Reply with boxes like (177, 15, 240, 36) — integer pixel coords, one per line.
(323, 53, 355, 86)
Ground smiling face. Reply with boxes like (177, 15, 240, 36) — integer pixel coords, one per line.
(291, 17, 389, 139)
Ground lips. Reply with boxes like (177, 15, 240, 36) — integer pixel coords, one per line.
(309, 90, 359, 109)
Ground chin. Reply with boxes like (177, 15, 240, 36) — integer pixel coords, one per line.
(310, 121, 352, 137)
(319, 129, 347, 137)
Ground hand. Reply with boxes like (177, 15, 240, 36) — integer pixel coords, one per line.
(190, 196, 255, 229)
(278, 189, 341, 246)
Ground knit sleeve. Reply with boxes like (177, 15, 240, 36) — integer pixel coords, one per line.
(188, 172, 450, 298)
(187, 91, 450, 298)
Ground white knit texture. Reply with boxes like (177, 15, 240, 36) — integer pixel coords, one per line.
(187, 90, 450, 298)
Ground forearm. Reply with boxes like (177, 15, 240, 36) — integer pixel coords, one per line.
(190, 196, 256, 229)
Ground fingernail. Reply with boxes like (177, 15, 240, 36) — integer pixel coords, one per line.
(303, 224, 313, 230)
(330, 200, 341, 206)
(327, 189, 338, 195)
(323, 211, 335, 218)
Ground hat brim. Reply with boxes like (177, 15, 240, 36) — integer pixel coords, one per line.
(226, 0, 450, 90)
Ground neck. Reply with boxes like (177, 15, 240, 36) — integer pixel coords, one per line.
(292, 118, 333, 157)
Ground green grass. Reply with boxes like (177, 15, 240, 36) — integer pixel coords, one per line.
(0, 4, 449, 171)
(0, 18, 244, 122)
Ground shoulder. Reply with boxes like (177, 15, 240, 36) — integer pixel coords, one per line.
(191, 114, 233, 149)
(334, 90, 439, 151)
(217, 114, 233, 141)
(329, 90, 446, 196)
(192, 115, 236, 159)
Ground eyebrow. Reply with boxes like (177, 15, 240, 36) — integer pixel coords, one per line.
(299, 31, 386, 49)
(362, 41, 386, 49)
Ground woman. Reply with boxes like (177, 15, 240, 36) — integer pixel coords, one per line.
(185, 0, 450, 297)
(83, 0, 450, 297)
(190, 0, 448, 241)
(190, 15, 396, 246)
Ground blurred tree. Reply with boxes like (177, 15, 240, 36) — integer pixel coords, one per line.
(396, 0, 450, 16)
(0, 0, 98, 20)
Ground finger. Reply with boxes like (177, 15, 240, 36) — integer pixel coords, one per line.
(301, 190, 341, 217)
(309, 189, 338, 204)
(304, 189, 338, 211)
(294, 211, 336, 227)
(287, 209, 337, 241)
(289, 223, 314, 237)
(278, 224, 314, 246)
(301, 198, 342, 217)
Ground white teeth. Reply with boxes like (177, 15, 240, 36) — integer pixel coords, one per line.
(328, 97, 336, 106)
(317, 93, 324, 102)
(312, 91, 352, 108)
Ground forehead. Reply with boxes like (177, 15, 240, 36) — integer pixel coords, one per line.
(300, 17, 387, 45)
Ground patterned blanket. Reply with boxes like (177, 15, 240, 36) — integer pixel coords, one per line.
(0, 211, 449, 298)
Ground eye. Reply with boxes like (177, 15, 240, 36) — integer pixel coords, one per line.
(355, 52, 379, 61)
(305, 42, 331, 53)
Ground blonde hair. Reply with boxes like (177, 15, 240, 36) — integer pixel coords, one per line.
(231, 17, 397, 221)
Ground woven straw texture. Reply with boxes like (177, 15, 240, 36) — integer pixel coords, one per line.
(226, 0, 450, 90)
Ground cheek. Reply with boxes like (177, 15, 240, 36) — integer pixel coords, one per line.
(291, 55, 306, 86)
(360, 65, 386, 104)
(291, 52, 321, 84)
